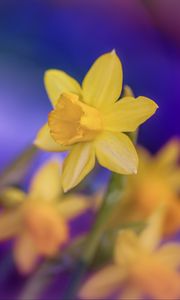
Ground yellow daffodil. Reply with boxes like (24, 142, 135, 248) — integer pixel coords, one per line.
(80, 209, 180, 300)
(34, 51, 158, 192)
(0, 159, 89, 274)
(108, 139, 180, 236)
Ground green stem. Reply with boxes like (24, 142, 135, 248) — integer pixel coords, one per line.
(64, 173, 126, 299)
(83, 173, 125, 263)
(128, 128, 139, 144)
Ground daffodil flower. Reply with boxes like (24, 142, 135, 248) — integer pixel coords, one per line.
(34, 51, 158, 192)
(108, 139, 180, 236)
(0, 159, 89, 274)
(79, 209, 180, 300)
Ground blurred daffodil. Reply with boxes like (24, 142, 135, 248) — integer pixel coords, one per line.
(80, 209, 180, 300)
(108, 139, 180, 236)
(34, 51, 158, 192)
(0, 160, 89, 274)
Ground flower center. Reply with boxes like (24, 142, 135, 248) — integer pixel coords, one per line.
(48, 93, 103, 146)
(23, 201, 69, 256)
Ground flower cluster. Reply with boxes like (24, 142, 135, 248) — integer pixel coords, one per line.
(80, 209, 180, 300)
(107, 139, 180, 236)
(1, 51, 179, 300)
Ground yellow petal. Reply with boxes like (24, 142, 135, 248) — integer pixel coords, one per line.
(95, 132, 138, 174)
(29, 159, 62, 202)
(155, 139, 180, 169)
(118, 287, 142, 300)
(132, 257, 180, 300)
(44, 69, 82, 106)
(0, 187, 25, 207)
(34, 123, 69, 152)
(82, 51, 123, 109)
(59, 195, 90, 219)
(0, 209, 21, 240)
(139, 206, 165, 252)
(168, 169, 180, 190)
(79, 265, 125, 299)
(114, 230, 140, 267)
(14, 232, 39, 274)
(157, 243, 180, 269)
(122, 85, 134, 97)
(62, 143, 95, 192)
(136, 146, 152, 174)
(103, 96, 158, 132)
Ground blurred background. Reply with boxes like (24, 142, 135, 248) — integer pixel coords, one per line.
(0, 0, 180, 298)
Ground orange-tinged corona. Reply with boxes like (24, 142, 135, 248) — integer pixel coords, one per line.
(0, 160, 89, 273)
(23, 201, 69, 256)
(48, 93, 103, 146)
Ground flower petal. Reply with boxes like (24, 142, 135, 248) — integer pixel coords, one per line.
(82, 51, 123, 109)
(139, 206, 165, 252)
(103, 96, 158, 132)
(44, 69, 82, 106)
(62, 143, 95, 192)
(168, 169, 180, 190)
(137, 146, 152, 174)
(155, 139, 180, 169)
(0, 187, 25, 207)
(0, 209, 21, 240)
(14, 232, 39, 274)
(133, 259, 180, 300)
(79, 265, 125, 299)
(34, 123, 69, 152)
(59, 195, 90, 219)
(29, 159, 62, 202)
(118, 287, 142, 300)
(114, 230, 140, 266)
(157, 243, 180, 269)
(122, 85, 134, 97)
(95, 132, 138, 174)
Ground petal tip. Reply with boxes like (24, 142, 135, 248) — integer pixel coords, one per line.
(44, 69, 51, 81)
(133, 168, 137, 174)
(33, 138, 40, 147)
(150, 99, 159, 111)
(62, 184, 69, 193)
(62, 177, 71, 193)
(151, 101, 159, 110)
(111, 49, 116, 55)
